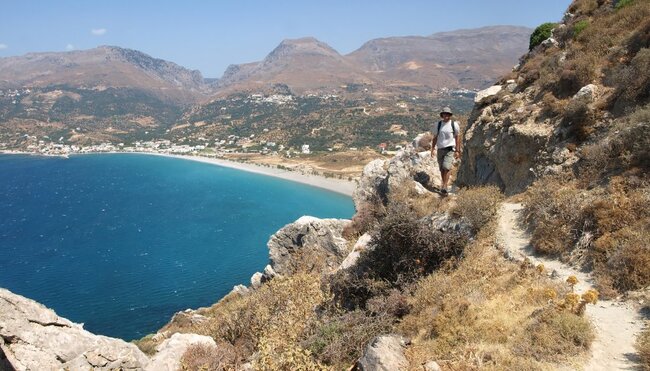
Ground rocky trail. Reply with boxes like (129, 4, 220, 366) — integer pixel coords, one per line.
(496, 202, 645, 370)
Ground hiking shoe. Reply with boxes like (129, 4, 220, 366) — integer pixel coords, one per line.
(441, 189, 448, 195)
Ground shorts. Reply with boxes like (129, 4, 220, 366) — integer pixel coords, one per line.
(437, 147, 455, 171)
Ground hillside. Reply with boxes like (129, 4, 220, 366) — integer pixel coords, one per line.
(348, 25, 532, 90)
(216, 26, 532, 94)
(0, 46, 210, 103)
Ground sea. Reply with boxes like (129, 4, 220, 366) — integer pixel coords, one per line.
(0, 153, 354, 340)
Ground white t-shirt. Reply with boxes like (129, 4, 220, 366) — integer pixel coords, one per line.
(435, 120, 460, 149)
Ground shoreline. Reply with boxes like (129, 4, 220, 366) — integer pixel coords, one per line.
(0, 150, 357, 197)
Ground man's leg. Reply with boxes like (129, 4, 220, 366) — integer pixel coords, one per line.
(441, 168, 450, 190)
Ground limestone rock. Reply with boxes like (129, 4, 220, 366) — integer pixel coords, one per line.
(229, 284, 250, 296)
(353, 158, 389, 209)
(573, 83, 598, 102)
(250, 272, 264, 289)
(357, 334, 409, 371)
(353, 145, 441, 211)
(474, 85, 502, 103)
(424, 360, 442, 371)
(338, 233, 373, 271)
(0, 287, 149, 370)
(412, 132, 433, 151)
(458, 99, 555, 194)
(145, 333, 216, 371)
(267, 216, 351, 275)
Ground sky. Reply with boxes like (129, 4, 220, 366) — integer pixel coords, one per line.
(0, 0, 571, 78)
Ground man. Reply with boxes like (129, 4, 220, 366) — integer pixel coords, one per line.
(430, 107, 461, 195)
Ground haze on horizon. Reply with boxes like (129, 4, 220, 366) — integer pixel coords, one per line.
(1, 0, 571, 78)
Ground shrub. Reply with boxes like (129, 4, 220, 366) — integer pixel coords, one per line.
(524, 179, 588, 256)
(301, 310, 393, 368)
(597, 222, 650, 291)
(637, 326, 650, 370)
(451, 185, 504, 234)
(610, 48, 650, 113)
(616, 0, 635, 9)
(342, 196, 385, 239)
(180, 342, 239, 371)
(361, 203, 470, 285)
(556, 53, 597, 98)
(564, 99, 596, 141)
(530, 23, 557, 50)
(574, 20, 590, 38)
(516, 308, 594, 362)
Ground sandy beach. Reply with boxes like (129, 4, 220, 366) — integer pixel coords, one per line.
(151, 153, 357, 197)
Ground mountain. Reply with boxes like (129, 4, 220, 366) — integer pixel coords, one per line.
(216, 37, 371, 94)
(216, 26, 532, 94)
(347, 25, 532, 89)
(0, 46, 210, 103)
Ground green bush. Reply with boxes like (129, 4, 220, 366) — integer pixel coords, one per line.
(574, 20, 590, 37)
(615, 0, 635, 9)
(530, 23, 557, 50)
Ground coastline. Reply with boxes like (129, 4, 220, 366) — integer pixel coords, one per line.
(0, 150, 356, 197)
(145, 153, 356, 197)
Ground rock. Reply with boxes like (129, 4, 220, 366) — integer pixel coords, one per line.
(262, 264, 277, 281)
(573, 84, 598, 102)
(354, 159, 389, 209)
(145, 333, 216, 371)
(474, 85, 502, 103)
(229, 284, 250, 296)
(414, 181, 429, 195)
(458, 99, 555, 194)
(412, 132, 433, 151)
(357, 334, 409, 371)
(353, 145, 441, 210)
(0, 288, 149, 370)
(424, 360, 442, 371)
(541, 37, 559, 49)
(267, 216, 351, 275)
(338, 233, 372, 271)
(250, 272, 264, 289)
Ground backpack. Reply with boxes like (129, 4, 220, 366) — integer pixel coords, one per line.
(437, 120, 458, 137)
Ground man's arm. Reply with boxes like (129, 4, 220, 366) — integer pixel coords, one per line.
(454, 123, 462, 159)
(430, 135, 437, 156)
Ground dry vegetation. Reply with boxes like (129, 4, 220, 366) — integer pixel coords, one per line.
(524, 113, 650, 296)
(638, 323, 650, 370)
(135, 183, 597, 369)
(515, 0, 650, 298)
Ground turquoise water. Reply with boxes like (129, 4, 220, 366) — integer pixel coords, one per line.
(0, 154, 354, 340)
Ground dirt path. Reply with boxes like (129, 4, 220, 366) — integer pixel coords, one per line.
(496, 202, 644, 370)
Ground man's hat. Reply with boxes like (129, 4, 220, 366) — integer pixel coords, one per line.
(440, 107, 453, 115)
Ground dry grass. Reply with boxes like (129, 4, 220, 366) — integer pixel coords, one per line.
(179, 342, 239, 371)
(638, 325, 650, 370)
(174, 273, 327, 369)
(400, 241, 592, 369)
(451, 185, 504, 234)
(523, 178, 589, 256)
(300, 309, 394, 368)
(524, 171, 650, 296)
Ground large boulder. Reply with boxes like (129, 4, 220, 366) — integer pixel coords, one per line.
(356, 334, 410, 371)
(457, 90, 561, 194)
(0, 288, 149, 370)
(267, 216, 351, 275)
(353, 144, 441, 210)
(145, 333, 217, 371)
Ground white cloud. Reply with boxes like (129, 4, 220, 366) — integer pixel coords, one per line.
(66, 44, 75, 51)
(91, 28, 107, 36)
(0, 44, 7, 50)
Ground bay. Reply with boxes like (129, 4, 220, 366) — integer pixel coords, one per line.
(0, 153, 354, 340)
